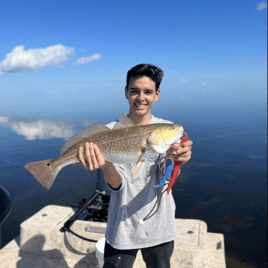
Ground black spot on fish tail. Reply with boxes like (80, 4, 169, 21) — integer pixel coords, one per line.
(24, 159, 60, 190)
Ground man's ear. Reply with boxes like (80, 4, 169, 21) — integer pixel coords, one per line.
(154, 89, 160, 102)
(125, 86, 128, 99)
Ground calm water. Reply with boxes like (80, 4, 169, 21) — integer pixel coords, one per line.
(0, 110, 267, 268)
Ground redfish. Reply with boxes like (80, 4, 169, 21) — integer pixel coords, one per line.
(24, 114, 184, 190)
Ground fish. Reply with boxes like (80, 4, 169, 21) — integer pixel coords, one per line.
(24, 114, 184, 190)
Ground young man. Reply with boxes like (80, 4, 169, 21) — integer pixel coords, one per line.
(76, 64, 193, 268)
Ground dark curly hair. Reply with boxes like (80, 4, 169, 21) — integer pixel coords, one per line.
(126, 64, 164, 92)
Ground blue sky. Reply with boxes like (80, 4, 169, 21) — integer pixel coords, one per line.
(0, 0, 267, 127)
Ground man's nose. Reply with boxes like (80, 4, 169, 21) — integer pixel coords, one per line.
(137, 92, 145, 101)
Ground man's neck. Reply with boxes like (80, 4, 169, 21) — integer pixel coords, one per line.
(127, 113, 152, 125)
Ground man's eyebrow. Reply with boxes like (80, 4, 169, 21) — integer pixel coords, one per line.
(130, 87, 154, 91)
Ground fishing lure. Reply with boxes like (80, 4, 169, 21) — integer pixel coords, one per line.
(154, 158, 173, 188)
(167, 132, 188, 195)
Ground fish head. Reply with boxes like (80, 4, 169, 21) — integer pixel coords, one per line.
(147, 124, 184, 153)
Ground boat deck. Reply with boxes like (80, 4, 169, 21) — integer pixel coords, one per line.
(0, 205, 226, 268)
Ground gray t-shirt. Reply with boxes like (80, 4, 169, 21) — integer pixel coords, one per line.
(104, 114, 179, 250)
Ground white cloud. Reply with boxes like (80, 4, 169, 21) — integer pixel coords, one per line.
(256, 2, 267, 10)
(0, 115, 94, 141)
(0, 44, 75, 76)
(74, 53, 102, 65)
(0, 116, 8, 124)
(170, 78, 187, 88)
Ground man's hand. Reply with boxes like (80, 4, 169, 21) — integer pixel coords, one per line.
(74, 142, 123, 189)
(166, 140, 193, 165)
(74, 142, 106, 170)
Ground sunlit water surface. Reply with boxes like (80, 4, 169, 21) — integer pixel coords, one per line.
(0, 109, 267, 268)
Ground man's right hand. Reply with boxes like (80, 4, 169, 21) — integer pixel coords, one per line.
(75, 142, 123, 189)
(75, 142, 106, 171)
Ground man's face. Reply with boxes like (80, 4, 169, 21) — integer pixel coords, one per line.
(125, 76, 160, 119)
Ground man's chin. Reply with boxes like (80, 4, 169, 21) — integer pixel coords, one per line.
(132, 110, 149, 117)
(133, 108, 145, 113)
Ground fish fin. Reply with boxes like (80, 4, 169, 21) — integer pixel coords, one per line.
(112, 114, 136, 129)
(60, 122, 110, 154)
(24, 159, 62, 190)
(131, 160, 145, 179)
(131, 146, 147, 178)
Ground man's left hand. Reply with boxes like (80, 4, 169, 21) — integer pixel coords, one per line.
(166, 140, 193, 165)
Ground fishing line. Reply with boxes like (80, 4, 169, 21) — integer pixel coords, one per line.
(139, 182, 169, 225)
(5, 160, 25, 170)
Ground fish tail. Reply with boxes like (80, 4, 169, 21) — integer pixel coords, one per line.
(24, 159, 61, 190)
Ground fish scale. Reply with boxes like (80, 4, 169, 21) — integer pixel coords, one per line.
(88, 125, 152, 163)
(24, 115, 184, 190)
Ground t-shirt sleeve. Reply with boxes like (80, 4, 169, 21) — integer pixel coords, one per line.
(104, 163, 127, 192)
(111, 163, 128, 191)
